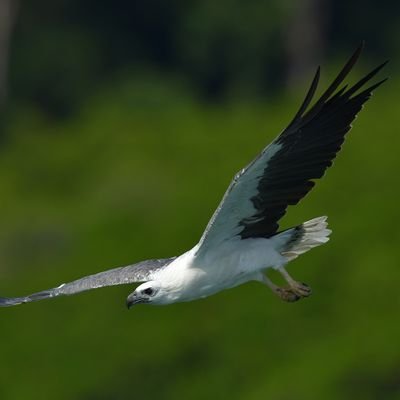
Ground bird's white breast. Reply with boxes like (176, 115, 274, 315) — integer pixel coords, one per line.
(155, 237, 286, 303)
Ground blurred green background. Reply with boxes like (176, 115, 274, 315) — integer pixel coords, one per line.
(0, 1, 399, 399)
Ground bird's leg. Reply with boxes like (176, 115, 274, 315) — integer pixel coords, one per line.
(277, 266, 312, 298)
(261, 274, 301, 303)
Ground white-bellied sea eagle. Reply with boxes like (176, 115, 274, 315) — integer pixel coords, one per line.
(0, 44, 387, 308)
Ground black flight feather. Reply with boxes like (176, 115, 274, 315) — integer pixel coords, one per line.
(239, 45, 387, 239)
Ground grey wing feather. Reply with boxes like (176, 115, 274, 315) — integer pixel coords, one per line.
(0, 257, 175, 307)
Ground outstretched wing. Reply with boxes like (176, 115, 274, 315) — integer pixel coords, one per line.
(196, 44, 387, 257)
(0, 257, 175, 307)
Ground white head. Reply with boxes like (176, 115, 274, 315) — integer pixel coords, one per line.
(126, 281, 172, 308)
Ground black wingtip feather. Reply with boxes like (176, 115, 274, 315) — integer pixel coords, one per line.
(287, 66, 321, 129)
(299, 45, 364, 125)
(239, 44, 387, 240)
(344, 60, 389, 98)
(353, 77, 388, 99)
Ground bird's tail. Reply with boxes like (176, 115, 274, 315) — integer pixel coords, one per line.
(277, 216, 332, 261)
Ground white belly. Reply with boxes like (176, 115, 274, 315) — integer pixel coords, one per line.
(177, 267, 259, 302)
(158, 237, 286, 303)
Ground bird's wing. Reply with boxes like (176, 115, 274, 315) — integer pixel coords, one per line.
(0, 257, 175, 307)
(196, 44, 387, 258)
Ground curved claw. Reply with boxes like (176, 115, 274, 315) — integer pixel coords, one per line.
(276, 288, 301, 302)
(275, 282, 312, 303)
(291, 282, 312, 297)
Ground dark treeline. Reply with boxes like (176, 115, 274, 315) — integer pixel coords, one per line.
(3, 0, 398, 117)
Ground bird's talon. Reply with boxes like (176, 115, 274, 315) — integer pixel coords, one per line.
(292, 282, 312, 297)
(276, 288, 301, 302)
(275, 281, 312, 302)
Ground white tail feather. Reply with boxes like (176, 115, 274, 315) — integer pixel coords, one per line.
(280, 216, 332, 261)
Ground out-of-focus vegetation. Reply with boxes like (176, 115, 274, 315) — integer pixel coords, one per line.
(0, 1, 399, 399)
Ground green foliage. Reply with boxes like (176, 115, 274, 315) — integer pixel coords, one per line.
(0, 75, 399, 399)
(9, 0, 398, 115)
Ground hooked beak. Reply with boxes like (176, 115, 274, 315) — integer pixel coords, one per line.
(126, 293, 143, 309)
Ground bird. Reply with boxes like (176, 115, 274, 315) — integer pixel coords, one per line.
(0, 44, 387, 309)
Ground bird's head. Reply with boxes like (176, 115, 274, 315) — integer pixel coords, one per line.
(126, 281, 164, 308)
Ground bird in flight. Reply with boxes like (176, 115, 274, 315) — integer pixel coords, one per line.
(0, 44, 386, 309)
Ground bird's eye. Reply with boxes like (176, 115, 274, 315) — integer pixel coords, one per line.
(143, 288, 154, 296)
